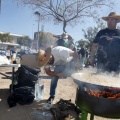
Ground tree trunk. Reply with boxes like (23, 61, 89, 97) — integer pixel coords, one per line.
(63, 21, 67, 32)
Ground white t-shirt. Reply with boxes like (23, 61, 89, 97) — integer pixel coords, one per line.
(52, 46, 73, 65)
(45, 46, 73, 68)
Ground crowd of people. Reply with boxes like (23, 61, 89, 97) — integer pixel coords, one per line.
(20, 12, 120, 104)
(53, 32, 90, 69)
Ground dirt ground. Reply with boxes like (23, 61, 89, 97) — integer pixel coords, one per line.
(0, 67, 120, 120)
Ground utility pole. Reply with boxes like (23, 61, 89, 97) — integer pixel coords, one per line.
(34, 11, 40, 51)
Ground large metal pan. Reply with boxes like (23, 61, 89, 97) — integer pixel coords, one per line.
(71, 73, 120, 118)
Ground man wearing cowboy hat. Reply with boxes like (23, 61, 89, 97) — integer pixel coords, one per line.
(89, 12, 120, 73)
(36, 46, 80, 103)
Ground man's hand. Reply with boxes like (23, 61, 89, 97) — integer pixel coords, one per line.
(55, 73, 64, 78)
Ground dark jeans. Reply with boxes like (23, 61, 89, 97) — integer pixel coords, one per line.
(49, 62, 76, 97)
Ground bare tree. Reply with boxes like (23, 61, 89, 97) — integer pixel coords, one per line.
(13, 0, 116, 32)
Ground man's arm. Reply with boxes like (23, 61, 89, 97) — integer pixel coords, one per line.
(69, 51, 80, 69)
(89, 43, 98, 66)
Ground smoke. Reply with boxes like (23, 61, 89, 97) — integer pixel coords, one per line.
(72, 67, 120, 88)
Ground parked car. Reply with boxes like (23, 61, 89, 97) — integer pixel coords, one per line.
(0, 49, 6, 56)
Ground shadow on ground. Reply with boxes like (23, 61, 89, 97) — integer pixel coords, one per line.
(0, 88, 48, 120)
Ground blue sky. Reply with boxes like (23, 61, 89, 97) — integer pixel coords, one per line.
(0, 0, 120, 42)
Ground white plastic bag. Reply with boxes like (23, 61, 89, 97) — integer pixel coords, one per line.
(0, 55, 10, 65)
(31, 110, 53, 120)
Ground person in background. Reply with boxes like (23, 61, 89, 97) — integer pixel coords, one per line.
(67, 35, 76, 51)
(89, 12, 120, 73)
(36, 46, 80, 103)
(54, 32, 76, 70)
(55, 32, 76, 50)
(67, 35, 76, 69)
(6, 49, 11, 60)
(84, 48, 90, 67)
(11, 49, 17, 64)
(78, 44, 85, 69)
(54, 32, 69, 47)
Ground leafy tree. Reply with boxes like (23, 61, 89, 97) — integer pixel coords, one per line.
(0, 33, 11, 42)
(13, 0, 115, 32)
(82, 27, 99, 48)
(17, 36, 32, 48)
(77, 19, 106, 49)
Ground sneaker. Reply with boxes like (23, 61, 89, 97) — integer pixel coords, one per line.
(47, 96, 54, 104)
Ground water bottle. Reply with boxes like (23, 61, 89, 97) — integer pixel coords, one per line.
(34, 76, 44, 101)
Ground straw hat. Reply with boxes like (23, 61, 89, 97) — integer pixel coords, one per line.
(61, 32, 68, 39)
(102, 12, 120, 22)
(36, 47, 51, 67)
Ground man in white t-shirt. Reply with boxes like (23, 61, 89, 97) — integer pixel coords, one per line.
(36, 46, 80, 103)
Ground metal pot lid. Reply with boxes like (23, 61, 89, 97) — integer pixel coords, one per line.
(71, 72, 120, 88)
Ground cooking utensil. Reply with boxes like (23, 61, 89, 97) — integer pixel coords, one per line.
(71, 73, 120, 119)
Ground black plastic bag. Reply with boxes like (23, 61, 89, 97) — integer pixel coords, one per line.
(7, 86, 35, 107)
(21, 65, 40, 75)
(17, 65, 38, 88)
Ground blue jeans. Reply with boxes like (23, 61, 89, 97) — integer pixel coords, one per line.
(49, 62, 76, 97)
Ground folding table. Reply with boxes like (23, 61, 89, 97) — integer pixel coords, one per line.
(0, 64, 21, 93)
